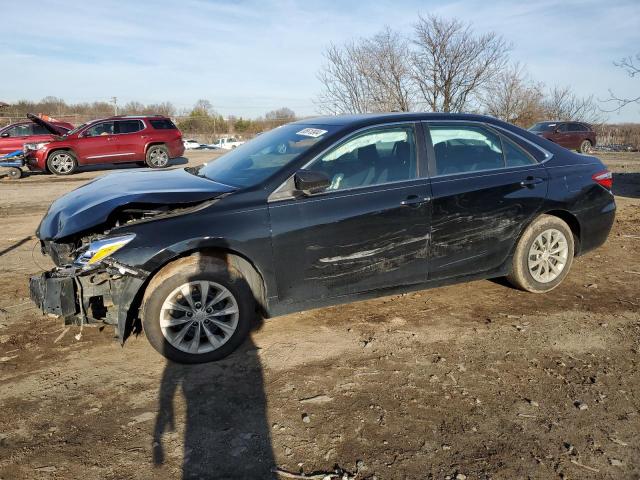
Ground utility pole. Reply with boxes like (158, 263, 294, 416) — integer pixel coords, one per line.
(110, 96, 118, 116)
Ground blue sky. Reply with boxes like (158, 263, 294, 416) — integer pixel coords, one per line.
(2, 0, 639, 121)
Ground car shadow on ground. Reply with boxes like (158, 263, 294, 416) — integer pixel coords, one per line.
(152, 341, 275, 479)
(612, 172, 640, 199)
(152, 252, 275, 479)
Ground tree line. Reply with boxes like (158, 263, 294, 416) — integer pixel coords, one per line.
(0, 97, 297, 139)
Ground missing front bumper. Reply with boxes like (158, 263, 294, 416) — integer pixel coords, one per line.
(29, 273, 78, 317)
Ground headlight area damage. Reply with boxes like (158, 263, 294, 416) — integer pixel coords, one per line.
(29, 256, 147, 340)
(29, 198, 220, 342)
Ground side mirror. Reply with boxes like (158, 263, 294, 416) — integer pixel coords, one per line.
(294, 170, 330, 196)
(0, 132, 9, 138)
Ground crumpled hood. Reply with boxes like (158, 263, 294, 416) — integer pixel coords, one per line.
(37, 168, 235, 240)
(27, 113, 68, 136)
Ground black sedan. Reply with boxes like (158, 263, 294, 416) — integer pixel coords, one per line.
(30, 113, 616, 363)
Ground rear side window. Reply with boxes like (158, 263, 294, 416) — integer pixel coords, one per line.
(116, 120, 144, 134)
(428, 124, 535, 175)
(429, 125, 503, 175)
(568, 123, 589, 132)
(149, 119, 177, 130)
(503, 139, 536, 167)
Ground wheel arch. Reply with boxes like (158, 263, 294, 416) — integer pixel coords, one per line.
(145, 141, 167, 154)
(134, 246, 269, 322)
(539, 209, 582, 255)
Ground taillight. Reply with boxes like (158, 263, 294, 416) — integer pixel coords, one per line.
(592, 170, 613, 190)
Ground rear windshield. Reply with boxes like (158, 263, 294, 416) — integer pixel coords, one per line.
(149, 119, 177, 130)
(529, 122, 556, 132)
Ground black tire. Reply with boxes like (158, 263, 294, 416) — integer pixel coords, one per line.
(47, 150, 78, 175)
(145, 144, 170, 168)
(5, 167, 22, 180)
(141, 254, 254, 363)
(579, 139, 592, 154)
(506, 214, 575, 293)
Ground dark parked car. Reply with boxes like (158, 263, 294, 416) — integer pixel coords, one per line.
(529, 121, 596, 153)
(0, 117, 74, 155)
(26, 115, 184, 175)
(30, 113, 615, 363)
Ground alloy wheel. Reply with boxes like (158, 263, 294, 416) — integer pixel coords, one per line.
(159, 281, 239, 354)
(50, 153, 75, 173)
(148, 148, 169, 167)
(527, 228, 569, 283)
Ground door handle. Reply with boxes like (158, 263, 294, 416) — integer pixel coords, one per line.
(400, 195, 431, 207)
(520, 177, 544, 188)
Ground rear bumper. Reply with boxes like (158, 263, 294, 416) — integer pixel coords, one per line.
(576, 197, 616, 255)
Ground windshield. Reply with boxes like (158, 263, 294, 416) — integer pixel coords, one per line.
(529, 122, 555, 132)
(197, 124, 337, 187)
(65, 122, 89, 136)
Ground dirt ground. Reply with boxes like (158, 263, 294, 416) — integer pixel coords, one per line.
(0, 151, 638, 480)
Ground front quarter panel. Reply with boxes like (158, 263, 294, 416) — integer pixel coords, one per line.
(110, 198, 276, 300)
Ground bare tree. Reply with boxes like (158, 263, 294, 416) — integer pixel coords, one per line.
(316, 42, 373, 114)
(359, 28, 414, 112)
(482, 63, 545, 127)
(316, 28, 413, 114)
(602, 53, 640, 112)
(411, 15, 510, 113)
(544, 86, 603, 124)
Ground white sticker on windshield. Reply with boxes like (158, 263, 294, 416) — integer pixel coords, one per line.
(296, 128, 327, 138)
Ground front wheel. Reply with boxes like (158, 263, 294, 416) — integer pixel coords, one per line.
(506, 214, 575, 293)
(141, 255, 253, 363)
(146, 145, 170, 168)
(47, 151, 78, 175)
(579, 139, 592, 154)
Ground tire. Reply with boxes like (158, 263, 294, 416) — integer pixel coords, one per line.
(146, 144, 170, 168)
(506, 214, 575, 293)
(5, 167, 22, 180)
(579, 139, 592, 154)
(141, 254, 254, 363)
(47, 150, 78, 175)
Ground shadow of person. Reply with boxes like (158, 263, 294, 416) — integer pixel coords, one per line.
(153, 337, 276, 479)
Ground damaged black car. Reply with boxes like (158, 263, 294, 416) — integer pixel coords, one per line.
(30, 113, 616, 363)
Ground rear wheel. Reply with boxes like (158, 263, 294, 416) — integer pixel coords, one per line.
(47, 151, 77, 175)
(507, 214, 574, 293)
(142, 255, 253, 363)
(146, 145, 169, 168)
(579, 139, 592, 154)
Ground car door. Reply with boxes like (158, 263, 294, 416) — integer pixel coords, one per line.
(554, 123, 572, 148)
(424, 122, 548, 281)
(268, 123, 431, 303)
(75, 121, 118, 163)
(114, 119, 146, 161)
(0, 123, 33, 154)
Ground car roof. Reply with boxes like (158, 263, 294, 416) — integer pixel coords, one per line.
(292, 112, 507, 128)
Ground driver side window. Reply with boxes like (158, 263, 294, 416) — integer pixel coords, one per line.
(84, 122, 115, 137)
(306, 126, 417, 191)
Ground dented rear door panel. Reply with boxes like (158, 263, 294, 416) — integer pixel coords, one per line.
(428, 164, 548, 280)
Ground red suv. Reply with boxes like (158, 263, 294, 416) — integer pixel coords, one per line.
(0, 117, 74, 155)
(26, 115, 185, 175)
(529, 121, 596, 154)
